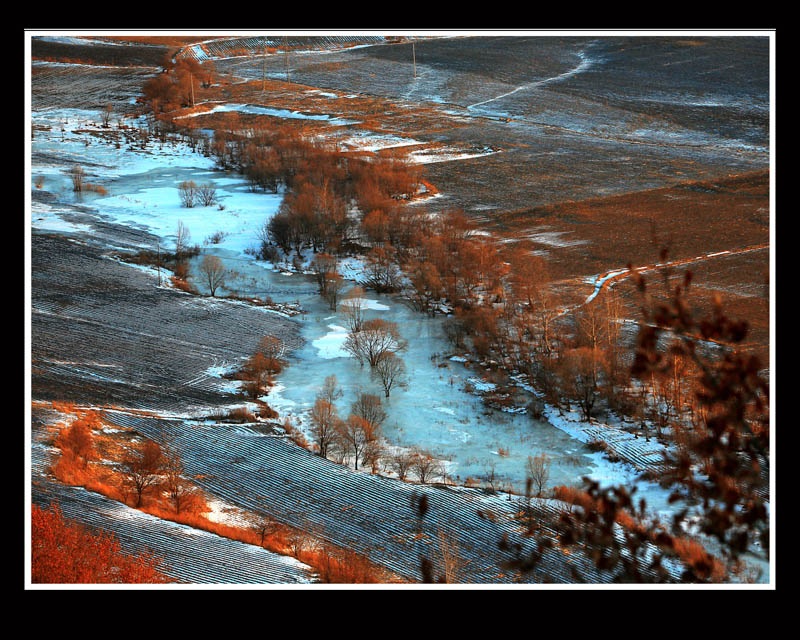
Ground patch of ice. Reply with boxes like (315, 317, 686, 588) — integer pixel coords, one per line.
(311, 324, 350, 359)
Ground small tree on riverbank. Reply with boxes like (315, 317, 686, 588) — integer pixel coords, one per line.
(344, 318, 407, 368)
(68, 165, 85, 192)
(335, 415, 380, 471)
(526, 453, 551, 497)
(175, 220, 191, 260)
(371, 351, 407, 397)
(310, 398, 341, 459)
(199, 254, 227, 296)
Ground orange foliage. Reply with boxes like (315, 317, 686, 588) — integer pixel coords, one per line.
(170, 275, 195, 293)
(50, 450, 91, 486)
(310, 546, 381, 584)
(671, 535, 728, 582)
(54, 412, 99, 464)
(31, 502, 171, 584)
(551, 485, 727, 581)
(282, 418, 312, 451)
(51, 400, 78, 414)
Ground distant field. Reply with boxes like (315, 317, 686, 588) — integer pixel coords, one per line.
(30, 37, 169, 67)
(30, 34, 771, 365)
(31, 64, 157, 113)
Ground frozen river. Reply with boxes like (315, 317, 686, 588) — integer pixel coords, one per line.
(28, 106, 716, 524)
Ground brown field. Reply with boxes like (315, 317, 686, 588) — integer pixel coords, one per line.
(494, 170, 769, 274)
(91, 36, 227, 47)
(489, 170, 770, 365)
(31, 35, 771, 372)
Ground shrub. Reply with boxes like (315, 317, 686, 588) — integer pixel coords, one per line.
(314, 546, 380, 583)
(223, 407, 257, 423)
(84, 182, 108, 195)
(204, 230, 228, 245)
(31, 502, 171, 583)
(197, 183, 218, 206)
(256, 403, 279, 420)
(170, 276, 195, 294)
(178, 180, 198, 207)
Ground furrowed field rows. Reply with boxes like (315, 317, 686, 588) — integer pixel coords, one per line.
(29, 428, 313, 584)
(31, 233, 302, 411)
(32, 310, 264, 412)
(31, 64, 158, 113)
(103, 410, 627, 584)
(178, 36, 391, 62)
(582, 424, 670, 473)
(31, 479, 314, 584)
(31, 38, 169, 68)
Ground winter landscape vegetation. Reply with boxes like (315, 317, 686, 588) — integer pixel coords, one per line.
(26, 30, 773, 588)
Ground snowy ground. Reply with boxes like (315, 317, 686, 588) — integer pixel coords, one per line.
(28, 105, 695, 516)
(29, 102, 768, 583)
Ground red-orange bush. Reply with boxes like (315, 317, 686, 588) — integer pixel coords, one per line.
(31, 502, 171, 584)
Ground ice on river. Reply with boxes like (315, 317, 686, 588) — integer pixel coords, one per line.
(29, 105, 680, 518)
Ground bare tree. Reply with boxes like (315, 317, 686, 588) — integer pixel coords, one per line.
(526, 453, 551, 498)
(342, 327, 367, 367)
(411, 449, 444, 484)
(101, 103, 113, 128)
(335, 415, 380, 471)
(482, 461, 499, 494)
(199, 254, 227, 296)
(340, 286, 367, 333)
(67, 165, 85, 192)
(323, 271, 346, 311)
(197, 182, 218, 207)
(287, 526, 310, 559)
(309, 397, 341, 459)
(343, 318, 408, 368)
(310, 253, 338, 295)
(161, 437, 203, 514)
(557, 347, 601, 421)
(119, 440, 165, 508)
(388, 449, 415, 481)
(362, 437, 385, 474)
(350, 392, 387, 431)
(175, 220, 191, 259)
(365, 246, 402, 292)
(257, 335, 286, 375)
(178, 180, 198, 208)
(319, 374, 343, 405)
(371, 351, 407, 397)
(308, 376, 344, 458)
(248, 500, 284, 548)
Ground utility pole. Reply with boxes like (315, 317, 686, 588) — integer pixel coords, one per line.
(284, 36, 290, 82)
(190, 72, 195, 107)
(262, 44, 267, 93)
(156, 242, 162, 286)
(412, 42, 416, 78)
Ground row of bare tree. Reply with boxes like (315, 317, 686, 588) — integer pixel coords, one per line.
(307, 375, 444, 483)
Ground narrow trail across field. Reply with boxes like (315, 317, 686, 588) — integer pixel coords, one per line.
(567, 242, 770, 314)
(466, 51, 593, 110)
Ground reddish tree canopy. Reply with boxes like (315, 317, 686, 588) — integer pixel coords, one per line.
(31, 502, 170, 584)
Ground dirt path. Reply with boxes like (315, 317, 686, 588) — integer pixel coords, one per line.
(573, 242, 770, 309)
